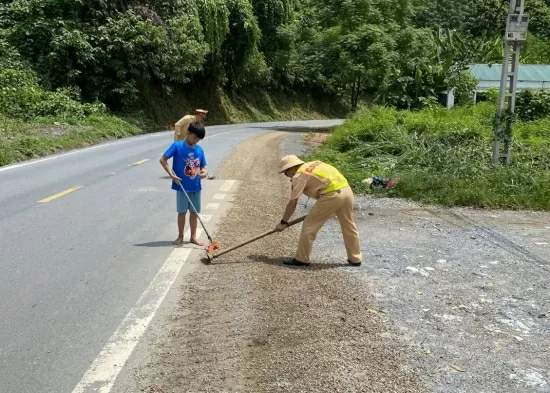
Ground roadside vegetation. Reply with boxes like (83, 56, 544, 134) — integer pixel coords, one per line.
(307, 90, 550, 210)
(2, 0, 550, 172)
(293, 0, 550, 211)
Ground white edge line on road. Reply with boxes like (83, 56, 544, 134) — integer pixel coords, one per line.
(72, 227, 204, 393)
(208, 136, 248, 140)
(0, 132, 170, 173)
(213, 194, 226, 200)
(0, 141, 121, 172)
(204, 129, 236, 139)
(0, 128, 237, 173)
(220, 180, 235, 192)
(0, 120, 343, 173)
(206, 203, 220, 209)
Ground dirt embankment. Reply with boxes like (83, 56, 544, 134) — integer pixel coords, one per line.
(139, 131, 423, 392)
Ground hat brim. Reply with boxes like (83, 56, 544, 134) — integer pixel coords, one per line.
(278, 161, 304, 174)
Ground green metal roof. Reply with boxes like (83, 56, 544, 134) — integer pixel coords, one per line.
(467, 64, 550, 91)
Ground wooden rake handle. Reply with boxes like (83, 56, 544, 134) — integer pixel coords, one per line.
(213, 215, 307, 258)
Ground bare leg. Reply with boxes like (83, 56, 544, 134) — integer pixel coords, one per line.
(189, 212, 204, 246)
(173, 212, 186, 245)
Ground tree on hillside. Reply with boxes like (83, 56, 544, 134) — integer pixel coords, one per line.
(282, 0, 425, 108)
(414, 0, 507, 38)
(251, 0, 294, 73)
(1, 0, 550, 117)
(0, 0, 210, 107)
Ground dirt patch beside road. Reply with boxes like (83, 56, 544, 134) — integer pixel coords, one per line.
(304, 131, 330, 147)
(137, 131, 423, 392)
(310, 195, 550, 393)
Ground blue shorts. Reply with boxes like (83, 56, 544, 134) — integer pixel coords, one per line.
(176, 191, 201, 213)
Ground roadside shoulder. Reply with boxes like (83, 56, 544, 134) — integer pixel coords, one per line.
(133, 131, 424, 392)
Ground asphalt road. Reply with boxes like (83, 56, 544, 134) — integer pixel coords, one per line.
(0, 119, 342, 393)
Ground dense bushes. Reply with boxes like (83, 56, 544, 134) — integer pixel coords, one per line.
(0, 0, 270, 109)
(0, 37, 106, 120)
(2, 0, 550, 115)
(516, 90, 550, 121)
(307, 103, 550, 210)
(2, 0, 550, 184)
(0, 36, 142, 166)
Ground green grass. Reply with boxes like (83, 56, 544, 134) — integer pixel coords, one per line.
(304, 102, 550, 211)
(0, 114, 142, 166)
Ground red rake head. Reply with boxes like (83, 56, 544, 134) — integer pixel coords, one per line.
(206, 241, 221, 262)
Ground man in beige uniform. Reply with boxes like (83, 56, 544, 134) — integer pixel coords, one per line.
(275, 155, 362, 266)
(174, 109, 208, 141)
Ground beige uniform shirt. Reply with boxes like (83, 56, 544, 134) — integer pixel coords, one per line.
(174, 114, 196, 141)
(289, 171, 331, 201)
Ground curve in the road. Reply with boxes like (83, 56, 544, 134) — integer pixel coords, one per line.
(0, 119, 342, 393)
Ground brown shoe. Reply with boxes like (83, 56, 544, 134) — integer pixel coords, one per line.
(347, 259, 362, 266)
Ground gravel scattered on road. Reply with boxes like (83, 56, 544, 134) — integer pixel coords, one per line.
(137, 131, 424, 392)
(309, 184, 550, 393)
(284, 130, 550, 392)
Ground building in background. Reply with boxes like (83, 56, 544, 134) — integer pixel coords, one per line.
(443, 63, 550, 108)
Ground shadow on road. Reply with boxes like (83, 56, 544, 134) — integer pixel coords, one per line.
(205, 254, 356, 270)
(252, 125, 334, 133)
(134, 241, 175, 247)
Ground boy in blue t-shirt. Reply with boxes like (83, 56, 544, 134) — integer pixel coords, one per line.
(160, 122, 208, 246)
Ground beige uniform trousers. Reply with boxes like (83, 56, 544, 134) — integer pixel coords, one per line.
(295, 186, 362, 263)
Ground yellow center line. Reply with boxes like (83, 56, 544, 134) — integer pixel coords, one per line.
(38, 186, 83, 203)
(131, 158, 150, 166)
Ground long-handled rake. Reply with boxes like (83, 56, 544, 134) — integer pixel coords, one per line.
(205, 215, 307, 262)
(177, 182, 221, 255)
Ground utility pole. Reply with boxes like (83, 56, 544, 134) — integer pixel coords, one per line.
(492, 0, 529, 165)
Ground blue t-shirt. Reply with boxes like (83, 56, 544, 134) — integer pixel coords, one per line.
(163, 141, 207, 192)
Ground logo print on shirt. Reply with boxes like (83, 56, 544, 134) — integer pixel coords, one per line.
(184, 156, 200, 179)
(305, 161, 321, 173)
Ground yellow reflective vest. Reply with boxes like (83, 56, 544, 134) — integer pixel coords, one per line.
(296, 160, 349, 194)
